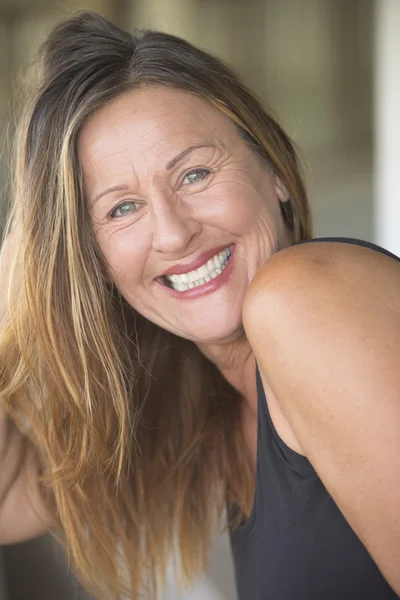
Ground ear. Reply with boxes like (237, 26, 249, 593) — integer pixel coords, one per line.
(273, 175, 290, 204)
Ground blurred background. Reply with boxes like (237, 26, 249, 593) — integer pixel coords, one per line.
(0, 0, 399, 599)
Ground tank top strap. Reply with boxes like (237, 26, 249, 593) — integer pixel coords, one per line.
(296, 236, 400, 261)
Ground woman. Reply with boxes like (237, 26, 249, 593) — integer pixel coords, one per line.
(0, 10, 399, 600)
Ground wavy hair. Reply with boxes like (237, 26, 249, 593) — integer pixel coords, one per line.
(0, 11, 312, 599)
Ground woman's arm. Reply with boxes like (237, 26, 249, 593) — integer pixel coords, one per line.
(0, 230, 53, 544)
(243, 241, 400, 595)
(0, 415, 53, 544)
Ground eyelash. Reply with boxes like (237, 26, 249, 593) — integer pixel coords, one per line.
(109, 200, 140, 219)
(108, 168, 211, 219)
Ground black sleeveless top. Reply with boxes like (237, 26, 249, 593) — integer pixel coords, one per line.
(230, 238, 400, 600)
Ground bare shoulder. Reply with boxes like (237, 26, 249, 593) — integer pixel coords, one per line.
(243, 240, 400, 331)
(243, 240, 400, 594)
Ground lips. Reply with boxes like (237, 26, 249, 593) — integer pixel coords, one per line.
(160, 244, 232, 277)
(164, 247, 231, 291)
(156, 243, 235, 299)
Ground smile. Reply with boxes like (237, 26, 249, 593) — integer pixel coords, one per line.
(164, 247, 232, 292)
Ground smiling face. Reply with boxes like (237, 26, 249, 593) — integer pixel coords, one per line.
(79, 85, 291, 344)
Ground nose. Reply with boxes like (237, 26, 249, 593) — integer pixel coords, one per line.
(152, 193, 201, 254)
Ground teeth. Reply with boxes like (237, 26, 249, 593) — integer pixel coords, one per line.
(198, 264, 209, 278)
(165, 247, 231, 292)
(206, 258, 214, 271)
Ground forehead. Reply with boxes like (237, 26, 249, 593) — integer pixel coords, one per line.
(78, 85, 239, 169)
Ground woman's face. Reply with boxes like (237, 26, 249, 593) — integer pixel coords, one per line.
(79, 85, 291, 344)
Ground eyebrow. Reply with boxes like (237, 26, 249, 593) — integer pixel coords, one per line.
(92, 184, 129, 206)
(165, 143, 216, 170)
(91, 144, 215, 205)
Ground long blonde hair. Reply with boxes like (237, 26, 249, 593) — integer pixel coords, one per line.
(0, 11, 312, 600)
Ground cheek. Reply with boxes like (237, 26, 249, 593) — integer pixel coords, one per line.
(202, 180, 262, 231)
(218, 179, 282, 260)
(222, 186, 274, 235)
(95, 226, 149, 289)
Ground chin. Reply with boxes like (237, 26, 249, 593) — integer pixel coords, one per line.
(181, 313, 244, 345)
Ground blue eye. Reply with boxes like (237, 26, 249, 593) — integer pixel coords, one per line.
(182, 168, 210, 185)
(110, 201, 138, 219)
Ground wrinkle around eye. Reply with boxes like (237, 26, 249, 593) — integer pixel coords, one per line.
(91, 203, 145, 233)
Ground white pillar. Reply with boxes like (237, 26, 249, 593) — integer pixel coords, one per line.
(374, 0, 400, 255)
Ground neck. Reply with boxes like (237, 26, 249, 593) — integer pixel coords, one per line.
(197, 331, 257, 414)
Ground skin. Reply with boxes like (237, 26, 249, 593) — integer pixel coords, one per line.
(2, 85, 399, 595)
(79, 84, 291, 416)
(80, 85, 400, 593)
(0, 230, 54, 543)
(244, 242, 400, 594)
(1, 84, 290, 542)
